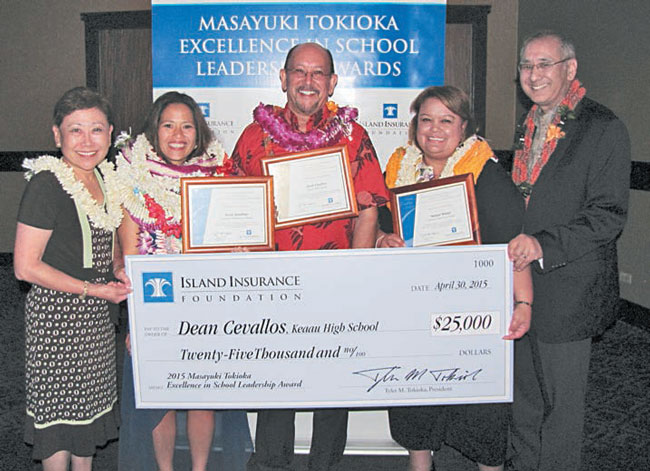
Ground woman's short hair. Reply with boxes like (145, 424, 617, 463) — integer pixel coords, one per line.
(53, 87, 113, 127)
(409, 85, 475, 146)
(142, 92, 213, 161)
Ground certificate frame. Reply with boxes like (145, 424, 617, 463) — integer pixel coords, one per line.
(180, 176, 275, 253)
(260, 145, 358, 229)
(390, 173, 481, 247)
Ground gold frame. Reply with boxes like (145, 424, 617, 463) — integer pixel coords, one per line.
(180, 176, 275, 253)
(390, 173, 481, 247)
(261, 145, 358, 229)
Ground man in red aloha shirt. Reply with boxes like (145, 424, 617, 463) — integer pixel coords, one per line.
(232, 42, 389, 471)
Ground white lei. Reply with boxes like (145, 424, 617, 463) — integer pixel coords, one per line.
(23, 155, 123, 231)
(113, 133, 227, 226)
(394, 135, 480, 187)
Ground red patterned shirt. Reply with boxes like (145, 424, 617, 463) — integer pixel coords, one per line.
(232, 103, 389, 251)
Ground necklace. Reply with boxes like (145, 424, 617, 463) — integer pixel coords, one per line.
(394, 136, 482, 187)
(23, 155, 122, 231)
(512, 79, 586, 198)
(253, 101, 358, 152)
(114, 133, 229, 232)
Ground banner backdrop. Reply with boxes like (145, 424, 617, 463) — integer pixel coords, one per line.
(152, 0, 446, 167)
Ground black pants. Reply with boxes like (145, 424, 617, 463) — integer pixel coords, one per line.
(510, 334, 591, 471)
(247, 409, 348, 471)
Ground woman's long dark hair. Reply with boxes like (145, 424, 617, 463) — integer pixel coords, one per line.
(141, 92, 213, 162)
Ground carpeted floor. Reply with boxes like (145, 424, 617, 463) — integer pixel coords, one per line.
(1, 254, 649, 470)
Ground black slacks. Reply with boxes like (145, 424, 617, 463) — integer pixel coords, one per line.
(247, 409, 348, 471)
(510, 334, 592, 471)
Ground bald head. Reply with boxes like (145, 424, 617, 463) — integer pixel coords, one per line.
(284, 43, 335, 75)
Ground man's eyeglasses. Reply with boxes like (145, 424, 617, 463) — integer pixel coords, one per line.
(518, 57, 572, 74)
(287, 68, 330, 80)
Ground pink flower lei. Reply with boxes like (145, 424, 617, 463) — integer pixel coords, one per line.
(253, 102, 358, 152)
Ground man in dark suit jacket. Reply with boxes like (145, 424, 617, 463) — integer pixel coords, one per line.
(506, 31, 630, 471)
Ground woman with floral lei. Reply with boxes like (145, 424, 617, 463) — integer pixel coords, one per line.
(115, 92, 250, 471)
(14, 87, 130, 470)
(378, 86, 532, 471)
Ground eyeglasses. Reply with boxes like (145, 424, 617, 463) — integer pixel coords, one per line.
(286, 68, 331, 81)
(518, 57, 572, 74)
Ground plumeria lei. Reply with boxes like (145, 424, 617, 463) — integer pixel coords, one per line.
(22, 155, 122, 231)
(113, 133, 229, 247)
(253, 101, 358, 152)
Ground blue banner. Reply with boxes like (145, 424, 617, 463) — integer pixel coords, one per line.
(153, 3, 445, 89)
(151, 0, 446, 168)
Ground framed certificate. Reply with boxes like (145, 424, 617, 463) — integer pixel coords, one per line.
(390, 173, 481, 247)
(180, 176, 275, 253)
(261, 145, 358, 229)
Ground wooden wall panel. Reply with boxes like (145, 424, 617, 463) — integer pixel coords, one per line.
(445, 24, 473, 103)
(99, 28, 152, 136)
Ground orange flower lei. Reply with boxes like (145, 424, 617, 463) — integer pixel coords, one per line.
(385, 136, 493, 189)
(512, 79, 586, 199)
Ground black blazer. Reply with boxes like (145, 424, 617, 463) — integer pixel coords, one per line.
(519, 97, 630, 342)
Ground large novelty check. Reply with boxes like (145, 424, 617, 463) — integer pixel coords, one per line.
(125, 246, 513, 409)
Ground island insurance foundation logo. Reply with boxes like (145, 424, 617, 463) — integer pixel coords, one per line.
(383, 103, 398, 119)
(142, 272, 174, 303)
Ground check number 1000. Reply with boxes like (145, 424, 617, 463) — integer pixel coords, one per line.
(430, 312, 500, 336)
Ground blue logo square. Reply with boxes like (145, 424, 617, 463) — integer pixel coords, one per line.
(328, 197, 334, 203)
(198, 103, 210, 117)
(246, 229, 252, 235)
(143, 272, 174, 303)
(383, 103, 398, 119)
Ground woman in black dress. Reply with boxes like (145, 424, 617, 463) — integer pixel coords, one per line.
(14, 87, 130, 470)
(378, 86, 533, 471)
